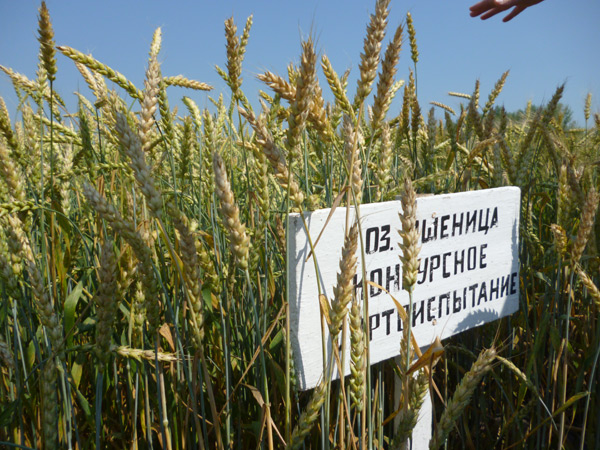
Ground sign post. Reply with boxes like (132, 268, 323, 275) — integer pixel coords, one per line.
(287, 187, 521, 445)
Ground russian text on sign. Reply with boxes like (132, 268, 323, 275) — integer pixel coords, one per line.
(288, 187, 520, 390)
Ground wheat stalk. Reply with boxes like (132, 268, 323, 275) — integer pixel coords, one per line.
(94, 239, 117, 364)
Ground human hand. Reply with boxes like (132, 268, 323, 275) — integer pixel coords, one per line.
(470, 0, 545, 22)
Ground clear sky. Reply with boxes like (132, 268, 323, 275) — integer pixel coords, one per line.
(1, 1, 599, 126)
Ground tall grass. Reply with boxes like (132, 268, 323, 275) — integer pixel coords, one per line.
(0, 1, 599, 448)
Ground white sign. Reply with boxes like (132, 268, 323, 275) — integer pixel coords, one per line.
(288, 187, 520, 390)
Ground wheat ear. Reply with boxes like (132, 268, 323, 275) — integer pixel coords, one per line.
(344, 115, 363, 203)
(321, 55, 354, 118)
(37, 1, 57, 82)
(483, 70, 509, 116)
(371, 23, 403, 129)
(576, 266, 600, 308)
(354, 0, 390, 109)
(349, 297, 366, 412)
(287, 38, 317, 160)
(289, 379, 327, 449)
(57, 46, 142, 99)
(139, 53, 161, 151)
(571, 187, 599, 264)
(406, 12, 419, 64)
(429, 348, 496, 450)
(0, 96, 20, 152)
(114, 111, 163, 219)
(398, 177, 420, 292)
(329, 223, 359, 340)
(82, 182, 160, 331)
(213, 151, 251, 270)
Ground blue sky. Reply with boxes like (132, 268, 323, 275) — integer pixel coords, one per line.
(1, 0, 599, 126)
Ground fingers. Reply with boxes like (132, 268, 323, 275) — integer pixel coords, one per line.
(502, 5, 526, 21)
(469, 0, 499, 17)
(480, 7, 506, 20)
(470, 0, 544, 21)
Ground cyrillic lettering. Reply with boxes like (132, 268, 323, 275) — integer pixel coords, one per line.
(466, 210, 477, 233)
(386, 264, 400, 292)
(421, 217, 438, 243)
(427, 297, 436, 322)
(441, 292, 450, 316)
(412, 300, 425, 327)
(490, 277, 499, 300)
(510, 272, 518, 295)
(467, 246, 477, 270)
(429, 255, 441, 282)
(382, 309, 394, 335)
(478, 281, 488, 305)
(469, 283, 478, 307)
(442, 252, 451, 278)
(440, 215, 450, 239)
(418, 258, 428, 285)
(479, 244, 488, 269)
(478, 208, 490, 233)
(369, 314, 380, 340)
(490, 207, 499, 229)
(453, 289, 462, 313)
(370, 269, 382, 297)
(452, 212, 464, 237)
(454, 249, 465, 274)
(500, 275, 509, 296)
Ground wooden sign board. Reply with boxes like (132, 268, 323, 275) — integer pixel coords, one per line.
(288, 187, 520, 390)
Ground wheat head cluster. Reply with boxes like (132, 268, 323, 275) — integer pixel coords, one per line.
(0, 1, 599, 449)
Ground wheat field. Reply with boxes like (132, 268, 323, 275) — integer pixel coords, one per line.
(0, 1, 599, 449)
